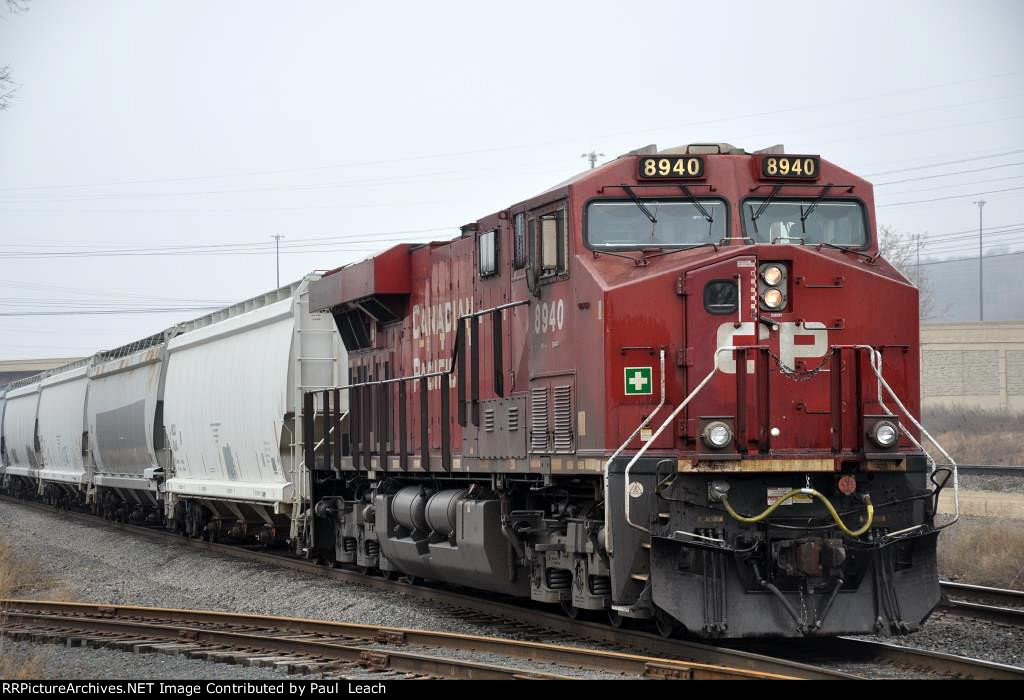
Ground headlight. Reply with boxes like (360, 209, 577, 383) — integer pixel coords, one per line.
(762, 287, 785, 309)
(872, 421, 898, 448)
(761, 265, 784, 286)
(703, 421, 733, 449)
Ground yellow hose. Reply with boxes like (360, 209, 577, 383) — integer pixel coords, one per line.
(720, 488, 874, 538)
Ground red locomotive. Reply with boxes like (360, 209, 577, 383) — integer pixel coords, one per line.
(303, 143, 956, 638)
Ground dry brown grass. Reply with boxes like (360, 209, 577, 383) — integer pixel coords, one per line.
(0, 535, 54, 679)
(0, 536, 41, 599)
(939, 517, 1024, 588)
(923, 406, 1024, 465)
(0, 650, 48, 680)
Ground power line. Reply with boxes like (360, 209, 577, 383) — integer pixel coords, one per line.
(0, 306, 227, 317)
(876, 186, 1024, 208)
(877, 173, 1024, 198)
(1, 70, 1019, 194)
(863, 149, 1024, 178)
(874, 161, 1024, 186)
(917, 250, 1024, 267)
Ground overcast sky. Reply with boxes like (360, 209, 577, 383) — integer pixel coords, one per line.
(1, 0, 1022, 360)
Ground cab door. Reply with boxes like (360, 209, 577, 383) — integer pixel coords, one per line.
(684, 255, 763, 454)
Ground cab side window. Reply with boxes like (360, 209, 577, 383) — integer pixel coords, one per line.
(478, 229, 498, 277)
(513, 213, 527, 269)
(531, 208, 568, 279)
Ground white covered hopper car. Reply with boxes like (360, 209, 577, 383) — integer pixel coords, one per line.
(0, 274, 346, 544)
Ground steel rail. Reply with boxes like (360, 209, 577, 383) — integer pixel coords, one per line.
(0, 495, 852, 680)
(955, 464, 1024, 476)
(0, 605, 567, 680)
(938, 581, 1024, 626)
(0, 600, 793, 681)
(14, 496, 1024, 678)
(826, 637, 1024, 680)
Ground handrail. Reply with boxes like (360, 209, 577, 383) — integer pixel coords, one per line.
(325, 299, 529, 391)
(602, 348, 666, 552)
(620, 346, 739, 536)
(610, 343, 958, 547)
(298, 411, 349, 470)
(853, 344, 960, 530)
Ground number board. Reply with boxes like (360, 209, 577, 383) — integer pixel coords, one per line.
(760, 155, 820, 179)
(638, 155, 705, 179)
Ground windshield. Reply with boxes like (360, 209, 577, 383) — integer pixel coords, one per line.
(587, 199, 728, 249)
(742, 199, 868, 247)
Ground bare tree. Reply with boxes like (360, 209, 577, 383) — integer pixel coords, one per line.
(1, 0, 30, 111)
(877, 224, 938, 320)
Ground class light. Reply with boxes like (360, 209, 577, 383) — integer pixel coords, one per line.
(761, 265, 785, 286)
(762, 288, 785, 309)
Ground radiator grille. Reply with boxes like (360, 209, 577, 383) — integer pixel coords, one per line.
(508, 405, 519, 432)
(483, 408, 495, 432)
(529, 387, 548, 453)
(553, 384, 574, 453)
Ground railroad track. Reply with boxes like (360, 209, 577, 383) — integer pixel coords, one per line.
(4, 495, 1023, 679)
(938, 581, 1024, 627)
(956, 464, 1024, 477)
(0, 599, 794, 680)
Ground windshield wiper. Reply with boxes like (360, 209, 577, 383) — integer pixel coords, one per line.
(798, 184, 834, 233)
(748, 184, 783, 234)
(677, 184, 714, 224)
(814, 240, 876, 262)
(621, 184, 657, 224)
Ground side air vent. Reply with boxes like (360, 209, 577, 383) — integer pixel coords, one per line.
(483, 408, 495, 433)
(508, 405, 519, 432)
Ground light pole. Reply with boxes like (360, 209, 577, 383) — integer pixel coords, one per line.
(973, 200, 985, 321)
(580, 151, 604, 169)
(271, 234, 284, 288)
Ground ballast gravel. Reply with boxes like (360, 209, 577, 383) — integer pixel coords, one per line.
(2, 499, 1022, 678)
(0, 501, 620, 680)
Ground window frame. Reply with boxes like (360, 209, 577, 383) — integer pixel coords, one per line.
(703, 278, 740, 315)
(582, 196, 731, 251)
(528, 201, 570, 283)
(739, 196, 871, 250)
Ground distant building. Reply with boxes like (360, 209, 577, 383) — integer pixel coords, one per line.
(921, 321, 1024, 412)
(0, 358, 84, 386)
(921, 251, 1024, 322)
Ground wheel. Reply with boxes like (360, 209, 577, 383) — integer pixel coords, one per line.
(608, 609, 629, 629)
(561, 600, 591, 620)
(383, 570, 400, 581)
(357, 565, 375, 576)
(654, 609, 680, 639)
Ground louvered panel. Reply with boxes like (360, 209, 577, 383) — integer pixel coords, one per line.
(529, 386, 549, 453)
(552, 384, 574, 453)
(508, 405, 519, 432)
(483, 408, 495, 433)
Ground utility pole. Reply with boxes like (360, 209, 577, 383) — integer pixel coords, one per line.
(580, 150, 604, 169)
(271, 234, 284, 288)
(973, 200, 986, 321)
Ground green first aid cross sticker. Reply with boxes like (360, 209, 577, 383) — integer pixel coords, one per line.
(624, 367, 653, 395)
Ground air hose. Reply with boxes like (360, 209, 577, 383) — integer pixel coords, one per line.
(720, 488, 875, 537)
